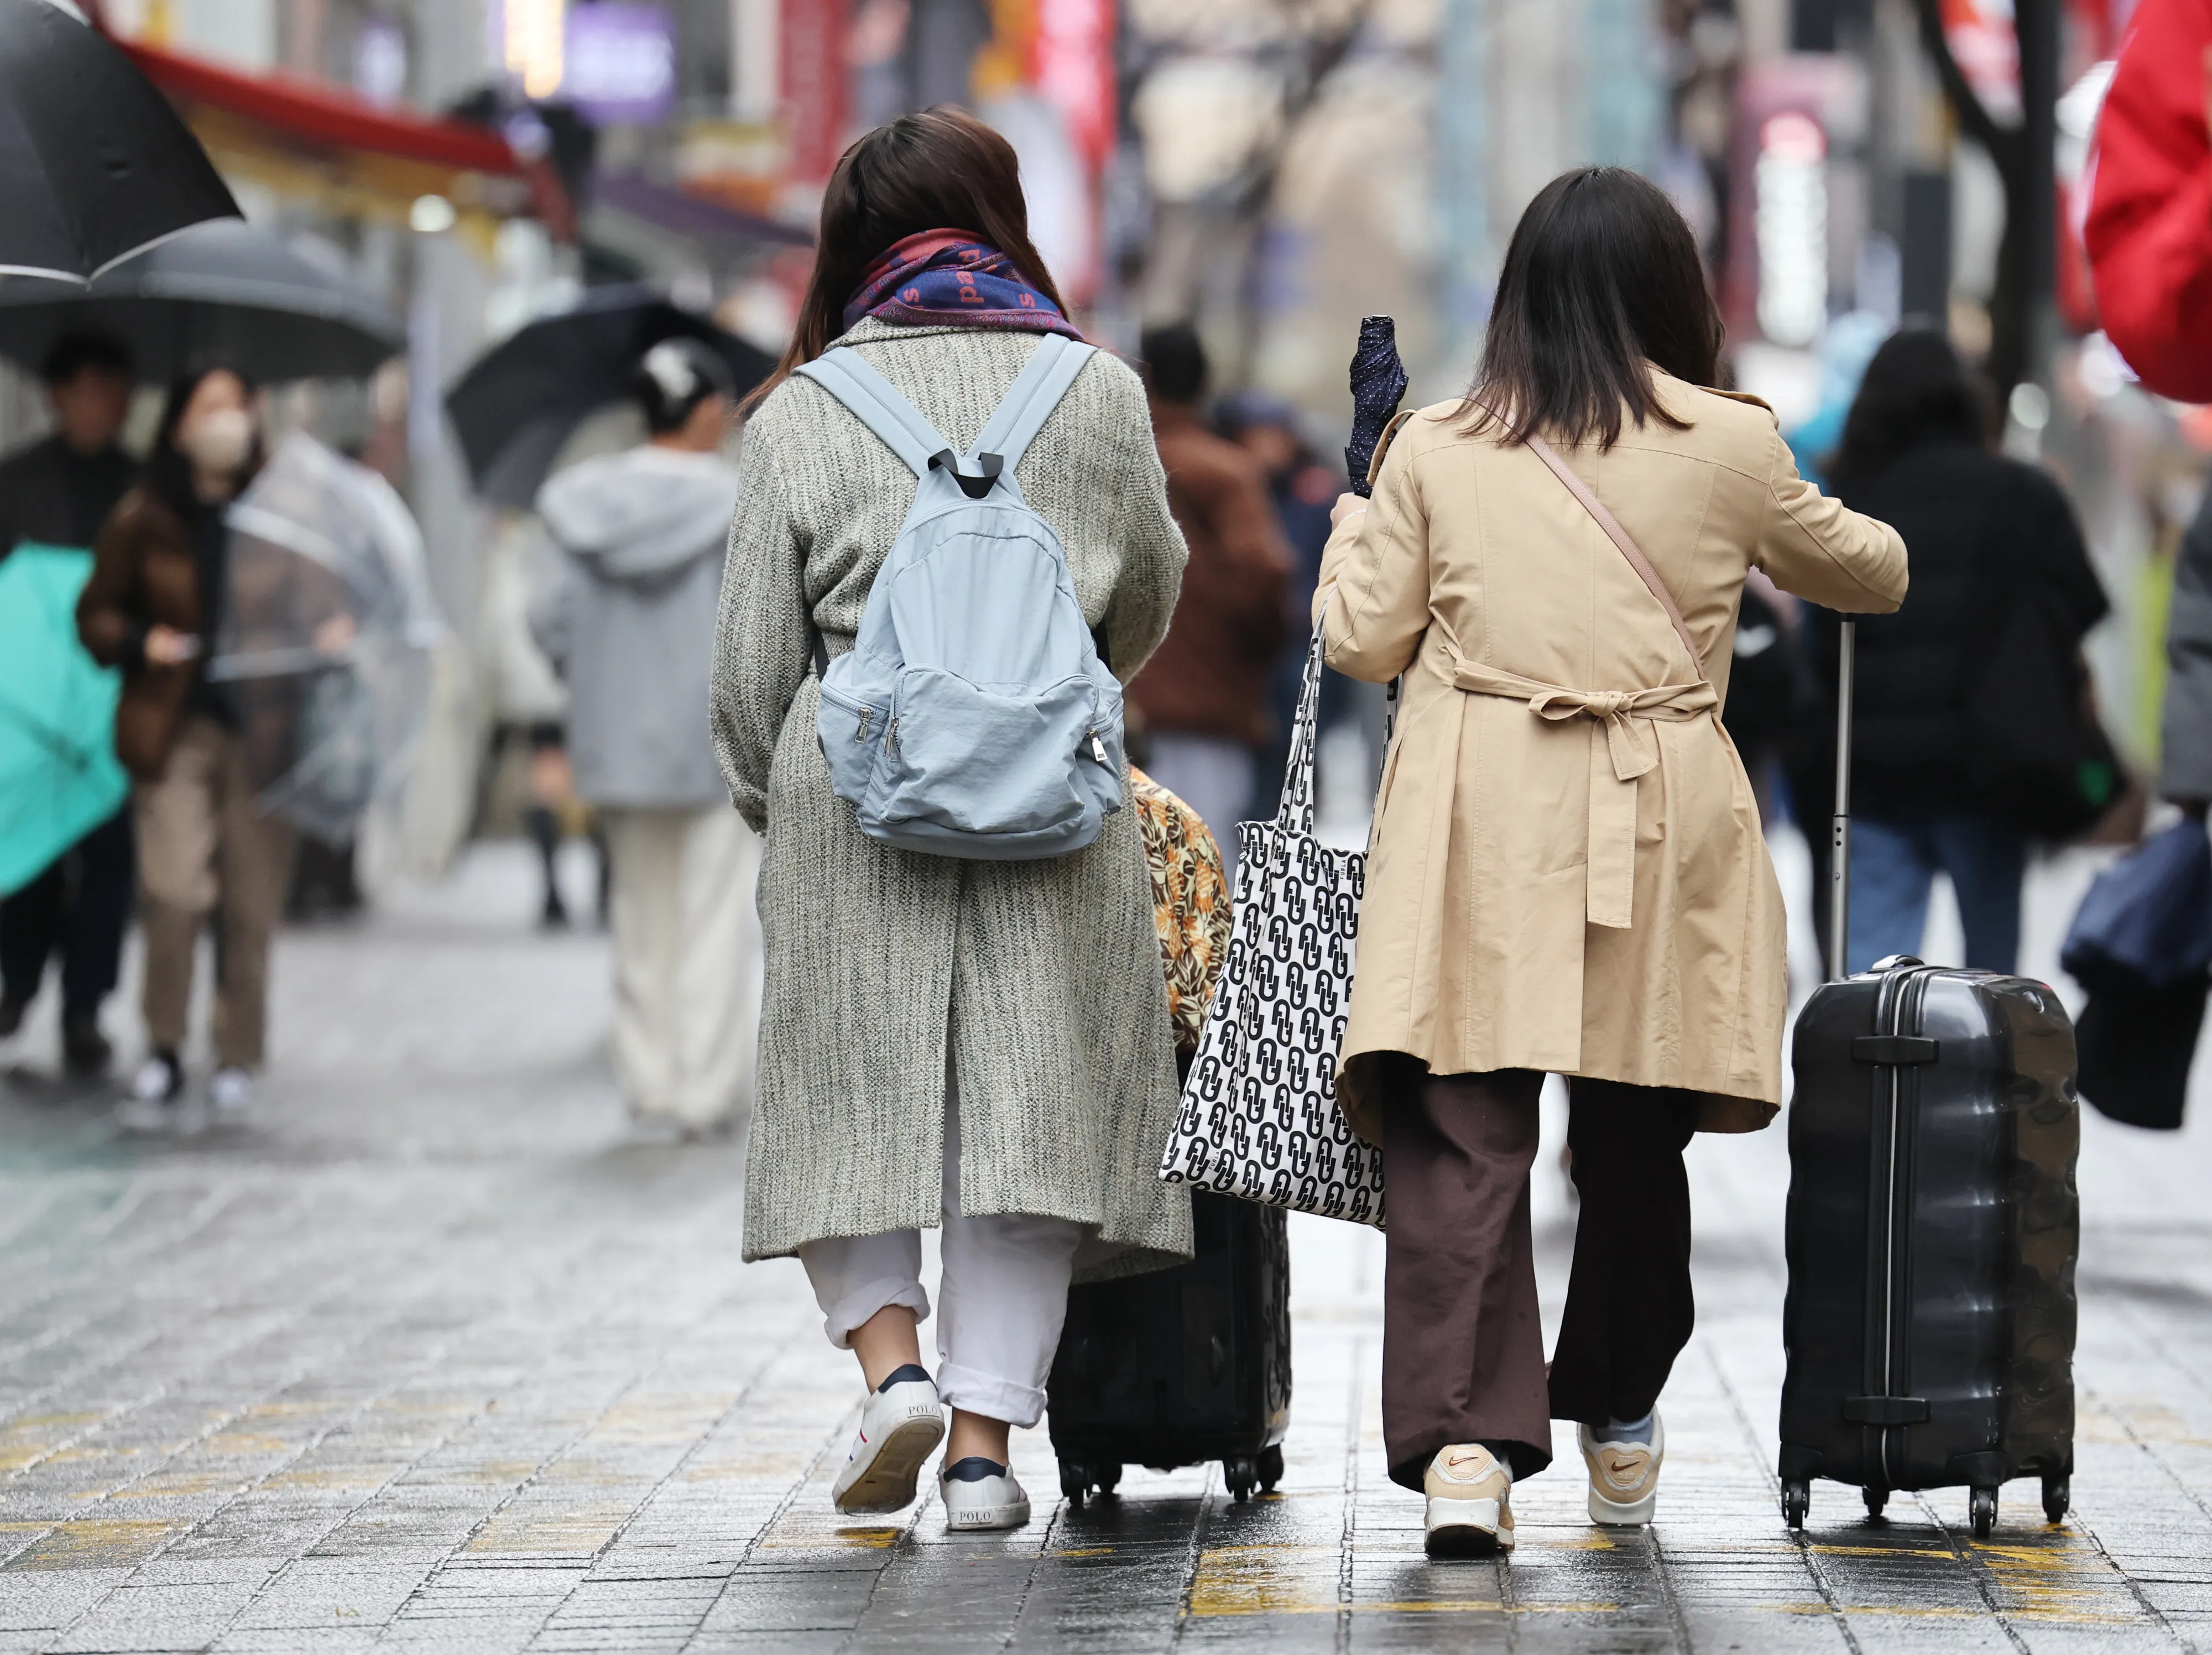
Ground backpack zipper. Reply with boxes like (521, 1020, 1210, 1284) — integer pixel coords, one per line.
(854, 707, 873, 743)
(886, 714, 900, 753)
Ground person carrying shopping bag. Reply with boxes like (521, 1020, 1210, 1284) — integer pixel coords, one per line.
(531, 339, 760, 1135)
(1316, 168, 1908, 1556)
(709, 107, 1191, 1533)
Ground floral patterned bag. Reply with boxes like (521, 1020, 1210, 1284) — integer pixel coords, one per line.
(1129, 766, 1234, 1057)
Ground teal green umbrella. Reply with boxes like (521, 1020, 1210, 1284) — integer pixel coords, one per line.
(0, 543, 126, 896)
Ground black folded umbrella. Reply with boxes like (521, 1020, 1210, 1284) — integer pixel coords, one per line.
(1344, 315, 1409, 499)
(446, 285, 775, 508)
(0, 220, 404, 382)
(0, 0, 240, 281)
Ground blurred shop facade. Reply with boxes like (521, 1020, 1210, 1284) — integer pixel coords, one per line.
(1126, 0, 2195, 798)
(15, 0, 2197, 865)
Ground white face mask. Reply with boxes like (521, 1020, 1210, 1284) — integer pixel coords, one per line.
(179, 406, 253, 475)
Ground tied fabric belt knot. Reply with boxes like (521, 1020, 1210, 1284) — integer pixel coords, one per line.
(1448, 651, 1719, 930)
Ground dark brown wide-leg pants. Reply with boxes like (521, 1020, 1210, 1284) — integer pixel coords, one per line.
(1381, 1067, 1699, 1490)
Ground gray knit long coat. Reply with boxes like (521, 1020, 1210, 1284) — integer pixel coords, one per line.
(711, 318, 1194, 1275)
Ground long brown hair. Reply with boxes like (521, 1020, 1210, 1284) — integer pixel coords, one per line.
(744, 107, 1067, 413)
(1460, 166, 1723, 450)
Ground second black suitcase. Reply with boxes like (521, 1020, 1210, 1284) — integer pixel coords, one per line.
(1781, 955, 2078, 1537)
(1045, 1189, 1290, 1507)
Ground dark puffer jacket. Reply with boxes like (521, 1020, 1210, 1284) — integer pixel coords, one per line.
(1802, 441, 2108, 821)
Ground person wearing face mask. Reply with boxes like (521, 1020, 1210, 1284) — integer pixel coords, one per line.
(77, 364, 294, 1121)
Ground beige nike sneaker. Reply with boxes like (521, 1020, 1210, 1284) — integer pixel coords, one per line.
(1423, 1443, 1515, 1556)
(1579, 1413, 1664, 1526)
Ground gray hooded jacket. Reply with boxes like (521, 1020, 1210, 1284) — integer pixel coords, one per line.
(531, 445, 740, 808)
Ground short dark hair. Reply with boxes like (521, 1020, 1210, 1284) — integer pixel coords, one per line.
(1460, 166, 1723, 451)
(41, 330, 132, 387)
(1830, 326, 1991, 501)
(633, 337, 735, 434)
(1140, 323, 1207, 406)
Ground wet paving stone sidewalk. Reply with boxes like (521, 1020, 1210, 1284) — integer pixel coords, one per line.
(1, 843, 2209, 1652)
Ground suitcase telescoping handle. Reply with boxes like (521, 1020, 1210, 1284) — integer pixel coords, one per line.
(1828, 619, 1856, 983)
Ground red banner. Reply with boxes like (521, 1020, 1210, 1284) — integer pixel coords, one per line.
(780, 0, 849, 186)
(1034, 0, 1115, 170)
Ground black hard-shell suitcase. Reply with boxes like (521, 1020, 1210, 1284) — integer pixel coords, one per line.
(1779, 621, 2080, 1538)
(1046, 1189, 1291, 1507)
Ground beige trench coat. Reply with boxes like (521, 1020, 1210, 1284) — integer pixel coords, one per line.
(1317, 374, 1908, 1138)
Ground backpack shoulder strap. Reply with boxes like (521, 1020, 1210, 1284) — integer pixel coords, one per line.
(794, 347, 951, 478)
(969, 334, 1098, 472)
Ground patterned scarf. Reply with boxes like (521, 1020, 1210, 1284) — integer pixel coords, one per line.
(841, 229, 1082, 339)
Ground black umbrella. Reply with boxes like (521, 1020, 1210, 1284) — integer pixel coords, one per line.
(0, 0, 241, 282)
(446, 285, 775, 508)
(0, 220, 405, 382)
(1344, 315, 1409, 498)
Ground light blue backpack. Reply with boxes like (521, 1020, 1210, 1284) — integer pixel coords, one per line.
(796, 332, 1125, 859)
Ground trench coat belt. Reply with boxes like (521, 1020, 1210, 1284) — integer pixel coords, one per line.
(1447, 651, 1720, 930)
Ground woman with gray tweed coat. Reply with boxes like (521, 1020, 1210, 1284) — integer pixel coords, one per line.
(709, 110, 1192, 1531)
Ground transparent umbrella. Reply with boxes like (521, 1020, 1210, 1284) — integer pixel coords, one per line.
(207, 434, 441, 841)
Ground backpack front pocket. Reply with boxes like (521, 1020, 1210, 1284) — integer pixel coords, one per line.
(815, 676, 890, 808)
(866, 667, 1097, 837)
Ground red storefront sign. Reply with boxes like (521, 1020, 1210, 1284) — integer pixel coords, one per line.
(781, 0, 849, 186)
(1034, 0, 1115, 171)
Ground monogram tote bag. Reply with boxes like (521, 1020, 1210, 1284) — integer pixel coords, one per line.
(1157, 624, 1386, 1225)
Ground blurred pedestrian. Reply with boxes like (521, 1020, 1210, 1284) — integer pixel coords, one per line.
(0, 332, 138, 1072)
(531, 339, 759, 1134)
(77, 364, 300, 1120)
(1803, 328, 2108, 975)
(1318, 168, 1906, 1555)
(2166, 488, 2212, 819)
(474, 510, 603, 930)
(1719, 569, 1815, 829)
(711, 107, 1190, 1533)
(1220, 389, 1345, 820)
(2084, 0, 2212, 402)
(1128, 325, 1292, 871)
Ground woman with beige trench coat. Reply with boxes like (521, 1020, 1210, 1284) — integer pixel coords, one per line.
(1317, 169, 1908, 1557)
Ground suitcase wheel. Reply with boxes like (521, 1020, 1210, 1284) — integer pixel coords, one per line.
(1224, 1455, 1259, 1502)
(1058, 1461, 1121, 1510)
(1969, 1486, 1997, 1539)
(1781, 1478, 1809, 1531)
(1863, 1487, 1887, 1522)
(2042, 1474, 2069, 1526)
(1258, 1445, 1284, 1495)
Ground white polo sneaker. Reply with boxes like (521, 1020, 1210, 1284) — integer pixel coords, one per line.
(1579, 1412, 1664, 1526)
(940, 1456, 1031, 1531)
(1423, 1443, 1515, 1556)
(831, 1365, 946, 1515)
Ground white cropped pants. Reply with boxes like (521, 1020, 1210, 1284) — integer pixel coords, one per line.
(797, 1094, 1084, 1428)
